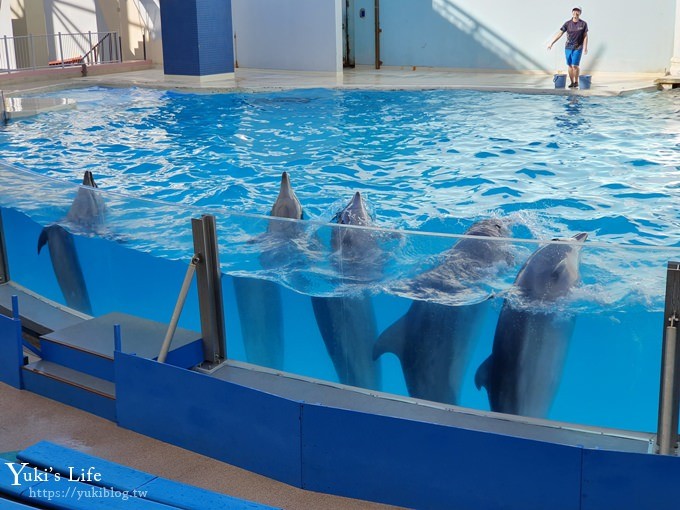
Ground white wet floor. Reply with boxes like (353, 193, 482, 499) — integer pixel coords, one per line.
(85, 66, 663, 96)
(3, 65, 665, 97)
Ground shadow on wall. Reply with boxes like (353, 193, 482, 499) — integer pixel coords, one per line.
(44, 0, 95, 37)
(134, 0, 161, 36)
(432, 0, 549, 72)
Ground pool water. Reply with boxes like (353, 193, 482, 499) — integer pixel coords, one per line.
(1, 86, 680, 432)
(4, 86, 680, 243)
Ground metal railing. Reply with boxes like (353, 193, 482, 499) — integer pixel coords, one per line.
(0, 31, 123, 74)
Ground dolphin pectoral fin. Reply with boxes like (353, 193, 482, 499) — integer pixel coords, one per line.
(475, 356, 492, 391)
(373, 316, 408, 361)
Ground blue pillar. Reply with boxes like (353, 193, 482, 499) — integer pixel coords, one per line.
(159, 0, 234, 77)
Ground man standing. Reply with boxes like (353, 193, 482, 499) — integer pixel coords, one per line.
(548, 7, 589, 88)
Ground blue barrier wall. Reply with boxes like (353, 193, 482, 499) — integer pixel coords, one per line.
(115, 353, 301, 487)
(115, 352, 680, 509)
(159, 0, 234, 76)
(301, 405, 581, 510)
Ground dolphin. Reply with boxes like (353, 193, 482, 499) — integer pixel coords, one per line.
(311, 192, 382, 390)
(475, 232, 588, 418)
(269, 171, 303, 221)
(36, 171, 104, 315)
(65, 170, 106, 230)
(233, 172, 303, 370)
(37, 225, 92, 314)
(373, 219, 513, 405)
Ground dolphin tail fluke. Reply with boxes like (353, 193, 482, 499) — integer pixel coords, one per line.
(475, 356, 492, 390)
(37, 226, 52, 254)
(373, 316, 408, 361)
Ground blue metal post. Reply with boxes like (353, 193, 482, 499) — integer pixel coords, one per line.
(114, 324, 122, 352)
(11, 294, 19, 320)
(0, 295, 24, 388)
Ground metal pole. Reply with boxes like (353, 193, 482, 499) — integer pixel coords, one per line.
(0, 203, 9, 285)
(29, 34, 36, 70)
(87, 31, 93, 64)
(118, 32, 122, 62)
(114, 324, 122, 352)
(3, 36, 11, 74)
(0, 90, 7, 126)
(192, 215, 226, 369)
(58, 32, 64, 68)
(158, 255, 199, 363)
(143, 31, 147, 61)
(657, 262, 680, 454)
(374, 0, 381, 69)
(11, 295, 18, 320)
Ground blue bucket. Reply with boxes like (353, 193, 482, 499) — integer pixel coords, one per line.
(553, 74, 567, 88)
(579, 75, 592, 89)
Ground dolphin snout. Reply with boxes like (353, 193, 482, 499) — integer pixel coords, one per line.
(82, 170, 97, 188)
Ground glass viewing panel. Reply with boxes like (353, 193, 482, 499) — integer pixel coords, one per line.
(1, 162, 677, 434)
(0, 162, 202, 337)
(215, 210, 679, 434)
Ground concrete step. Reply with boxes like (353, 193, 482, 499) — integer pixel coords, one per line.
(40, 312, 204, 382)
(22, 360, 115, 421)
(0, 281, 88, 344)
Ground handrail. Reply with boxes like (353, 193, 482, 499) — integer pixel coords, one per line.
(81, 32, 114, 65)
(0, 31, 131, 73)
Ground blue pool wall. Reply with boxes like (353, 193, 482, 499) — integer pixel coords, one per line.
(159, 0, 234, 76)
(114, 351, 680, 510)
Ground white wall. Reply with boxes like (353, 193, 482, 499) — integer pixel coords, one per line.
(352, 0, 676, 74)
(0, 2, 14, 39)
(42, 0, 97, 35)
(232, 0, 342, 72)
(1, 0, 676, 73)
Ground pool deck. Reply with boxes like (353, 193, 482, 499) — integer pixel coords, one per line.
(2, 65, 666, 97)
(0, 64, 671, 510)
(0, 383, 398, 510)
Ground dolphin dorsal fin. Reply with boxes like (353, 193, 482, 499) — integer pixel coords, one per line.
(373, 316, 408, 361)
(474, 356, 493, 391)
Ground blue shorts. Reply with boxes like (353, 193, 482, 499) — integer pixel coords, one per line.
(565, 48, 583, 66)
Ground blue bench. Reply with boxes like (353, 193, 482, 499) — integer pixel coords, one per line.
(0, 461, 170, 509)
(0, 497, 41, 509)
(1, 441, 278, 510)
